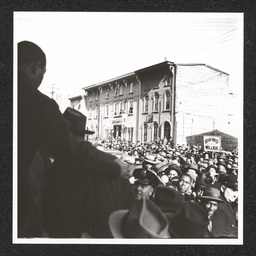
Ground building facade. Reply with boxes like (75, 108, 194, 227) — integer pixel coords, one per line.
(69, 61, 237, 145)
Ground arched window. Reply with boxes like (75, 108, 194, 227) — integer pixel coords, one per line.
(143, 95, 149, 113)
(114, 102, 118, 116)
(106, 89, 109, 99)
(114, 87, 118, 96)
(128, 100, 133, 114)
(164, 90, 171, 110)
(89, 107, 92, 119)
(129, 82, 133, 93)
(153, 122, 158, 141)
(164, 121, 171, 140)
(154, 92, 159, 112)
(144, 123, 147, 142)
(119, 101, 124, 114)
(95, 105, 98, 118)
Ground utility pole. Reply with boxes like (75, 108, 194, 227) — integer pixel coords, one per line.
(49, 83, 58, 99)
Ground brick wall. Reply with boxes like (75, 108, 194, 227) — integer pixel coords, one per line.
(175, 64, 238, 145)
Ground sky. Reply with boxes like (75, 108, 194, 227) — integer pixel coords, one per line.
(14, 12, 243, 109)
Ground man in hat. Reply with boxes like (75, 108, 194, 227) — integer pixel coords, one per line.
(44, 107, 136, 238)
(211, 174, 238, 237)
(133, 166, 160, 200)
(18, 41, 133, 237)
(143, 154, 158, 172)
(165, 163, 181, 181)
(217, 161, 227, 175)
(198, 187, 224, 235)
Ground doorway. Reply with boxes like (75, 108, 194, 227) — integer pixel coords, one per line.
(114, 125, 121, 138)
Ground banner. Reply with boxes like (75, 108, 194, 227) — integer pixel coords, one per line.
(203, 135, 221, 152)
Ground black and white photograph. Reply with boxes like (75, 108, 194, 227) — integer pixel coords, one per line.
(13, 12, 243, 245)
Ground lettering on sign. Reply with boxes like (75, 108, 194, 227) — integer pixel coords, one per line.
(203, 135, 221, 152)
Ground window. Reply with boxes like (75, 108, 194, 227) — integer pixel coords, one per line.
(119, 101, 125, 114)
(164, 90, 171, 110)
(154, 92, 159, 112)
(105, 104, 109, 117)
(144, 123, 147, 142)
(128, 100, 133, 114)
(114, 87, 118, 96)
(106, 89, 109, 99)
(143, 95, 149, 113)
(89, 93, 92, 102)
(89, 107, 92, 119)
(153, 122, 158, 141)
(128, 127, 134, 141)
(114, 102, 119, 116)
(120, 85, 124, 96)
(95, 91, 99, 101)
(129, 82, 133, 93)
(95, 105, 98, 118)
(164, 74, 171, 86)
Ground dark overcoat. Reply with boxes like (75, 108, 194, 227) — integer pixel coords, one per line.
(211, 195, 238, 238)
(18, 74, 121, 237)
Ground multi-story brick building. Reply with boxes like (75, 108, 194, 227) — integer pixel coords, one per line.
(69, 61, 238, 145)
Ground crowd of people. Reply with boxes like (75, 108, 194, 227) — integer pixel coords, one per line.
(90, 138, 239, 238)
(18, 40, 239, 240)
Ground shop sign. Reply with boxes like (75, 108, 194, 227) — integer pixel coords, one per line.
(203, 135, 221, 152)
(112, 118, 123, 125)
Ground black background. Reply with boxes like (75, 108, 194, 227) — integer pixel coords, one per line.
(1, 0, 255, 255)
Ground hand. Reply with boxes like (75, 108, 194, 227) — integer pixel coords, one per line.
(114, 158, 135, 179)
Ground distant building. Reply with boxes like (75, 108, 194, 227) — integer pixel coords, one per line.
(69, 61, 238, 145)
(186, 129, 238, 152)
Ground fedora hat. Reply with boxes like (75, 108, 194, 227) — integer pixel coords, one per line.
(168, 201, 209, 238)
(63, 107, 94, 135)
(217, 159, 226, 166)
(221, 174, 238, 189)
(133, 167, 160, 188)
(199, 187, 224, 203)
(144, 155, 157, 165)
(195, 178, 208, 191)
(134, 158, 144, 166)
(109, 198, 169, 238)
(165, 163, 182, 176)
(155, 162, 169, 174)
(231, 163, 238, 170)
(183, 163, 198, 172)
(154, 185, 185, 213)
(206, 165, 219, 173)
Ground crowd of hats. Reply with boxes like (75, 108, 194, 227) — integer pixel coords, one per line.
(93, 138, 239, 238)
(91, 138, 239, 179)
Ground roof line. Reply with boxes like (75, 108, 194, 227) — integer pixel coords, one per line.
(136, 61, 174, 73)
(68, 95, 83, 100)
(176, 63, 229, 75)
(83, 61, 175, 90)
(83, 72, 135, 90)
